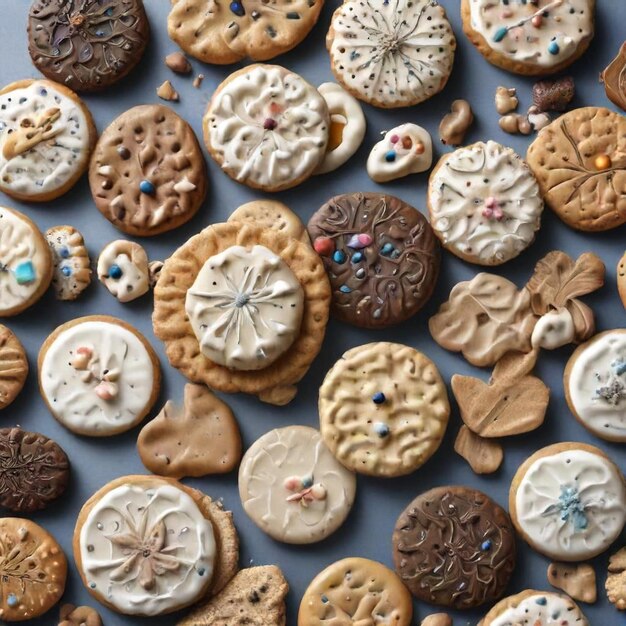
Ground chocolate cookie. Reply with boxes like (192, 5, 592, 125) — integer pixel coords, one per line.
(28, 0, 150, 93)
(392, 486, 516, 609)
(307, 193, 440, 328)
(0, 427, 70, 513)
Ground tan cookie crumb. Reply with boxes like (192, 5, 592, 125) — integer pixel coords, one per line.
(157, 80, 179, 102)
(193, 74, 204, 89)
(165, 51, 192, 74)
(607, 547, 626, 610)
(547, 562, 596, 604)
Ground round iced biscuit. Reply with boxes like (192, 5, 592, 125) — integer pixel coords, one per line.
(97, 240, 149, 303)
(319, 342, 450, 477)
(0, 325, 28, 410)
(46, 226, 91, 301)
(298, 557, 413, 626)
(428, 140, 543, 266)
(326, 0, 456, 108)
(228, 200, 310, 244)
(509, 442, 626, 561)
(238, 425, 356, 544)
(38, 315, 161, 437)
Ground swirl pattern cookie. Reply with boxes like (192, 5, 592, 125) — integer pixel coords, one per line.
(46, 225, 91, 301)
(428, 141, 543, 265)
(97, 240, 149, 303)
(0, 325, 28, 410)
(326, 0, 456, 108)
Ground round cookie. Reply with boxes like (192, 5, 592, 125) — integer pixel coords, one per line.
(38, 315, 161, 437)
(28, 0, 150, 92)
(319, 342, 450, 477)
(428, 140, 543, 266)
(526, 107, 626, 232)
(307, 193, 440, 329)
(168, 0, 323, 64)
(203, 64, 329, 192)
(0, 427, 70, 513)
(461, 0, 595, 76)
(46, 226, 92, 301)
(97, 240, 149, 303)
(228, 200, 310, 244)
(238, 425, 356, 544)
(0, 325, 28, 410)
(0, 518, 67, 622)
(0, 206, 53, 317)
(326, 0, 456, 108)
(509, 442, 626, 561)
(90, 104, 207, 236)
(0, 79, 96, 202)
(298, 557, 413, 626)
(393, 486, 516, 609)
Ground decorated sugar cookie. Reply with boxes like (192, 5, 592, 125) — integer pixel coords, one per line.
(97, 240, 150, 303)
(46, 226, 91, 301)
(0, 325, 28, 410)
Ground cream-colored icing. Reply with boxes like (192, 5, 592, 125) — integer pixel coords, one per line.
(79, 483, 215, 616)
(238, 425, 356, 544)
(97, 240, 150, 304)
(429, 141, 542, 264)
(205, 65, 328, 189)
(531, 308, 575, 350)
(40, 320, 155, 436)
(46, 226, 91, 301)
(515, 449, 626, 560)
(490, 592, 588, 626)
(186, 245, 304, 372)
(0, 81, 90, 196)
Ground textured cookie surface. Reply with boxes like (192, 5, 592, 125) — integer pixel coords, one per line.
(607, 546, 626, 610)
(46, 226, 92, 300)
(0, 325, 28, 409)
(59, 603, 102, 626)
(228, 200, 310, 244)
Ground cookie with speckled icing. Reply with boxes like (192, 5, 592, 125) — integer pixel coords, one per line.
(97, 240, 149, 303)
(46, 225, 92, 301)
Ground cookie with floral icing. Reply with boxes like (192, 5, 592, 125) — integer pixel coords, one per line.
(326, 0, 456, 108)
(428, 141, 543, 266)
(97, 239, 149, 303)
(46, 225, 92, 301)
(0, 325, 28, 410)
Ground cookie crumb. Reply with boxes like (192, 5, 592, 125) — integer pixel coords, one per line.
(165, 51, 192, 74)
(499, 113, 532, 135)
(532, 76, 575, 112)
(495, 86, 518, 115)
(157, 80, 179, 102)
(547, 562, 597, 604)
(439, 100, 473, 146)
(193, 73, 205, 89)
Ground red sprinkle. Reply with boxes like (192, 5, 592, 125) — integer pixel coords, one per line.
(264, 118, 278, 130)
(313, 237, 334, 256)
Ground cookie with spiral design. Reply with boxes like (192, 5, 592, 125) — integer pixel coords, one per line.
(0, 326, 28, 410)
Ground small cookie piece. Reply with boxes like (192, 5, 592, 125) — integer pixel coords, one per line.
(165, 51, 192, 74)
(510, 442, 626, 561)
(602, 42, 626, 112)
(59, 604, 102, 626)
(428, 140, 543, 265)
(367, 124, 433, 183)
(46, 226, 92, 301)
(38, 315, 161, 437)
(454, 425, 503, 475)
(619, 253, 626, 308)
(298, 557, 412, 626)
(97, 240, 150, 303)
(90, 104, 207, 237)
(319, 342, 450, 477)
(138, 383, 242, 478)
(0, 206, 53, 317)
(439, 100, 474, 146)
(393, 486, 516, 609)
(547, 562, 597, 604)
(499, 112, 533, 135)
(148, 260, 164, 287)
(607, 546, 626, 610)
(228, 200, 310, 244)
(0, 518, 67, 622)
(239, 425, 356, 544)
(527, 105, 551, 131)
(495, 86, 518, 115)
(0, 325, 28, 410)
(327, 0, 456, 108)
(156, 80, 179, 102)
(422, 615, 452, 626)
(532, 76, 576, 112)
(308, 193, 440, 329)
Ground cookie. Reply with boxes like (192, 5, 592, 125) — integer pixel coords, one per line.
(298, 557, 412, 626)
(532, 76, 576, 113)
(90, 104, 207, 236)
(0, 518, 67, 622)
(619, 253, 626, 308)
(454, 425, 503, 475)
(46, 226, 92, 301)
(607, 546, 626, 610)
(367, 124, 433, 183)
(0, 427, 69, 513)
(238, 425, 356, 544)
(97, 239, 149, 303)
(439, 99, 474, 146)
(326, 0, 456, 108)
(28, 0, 150, 92)
(509, 442, 626, 561)
(0, 79, 96, 202)
(319, 342, 450, 477)
(307, 193, 440, 329)
(393, 486, 516, 609)
(0, 325, 28, 410)
(526, 107, 626, 232)
(59, 604, 102, 626)
(564, 330, 626, 441)
(461, 0, 595, 76)
(547, 562, 597, 604)
(428, 141, 543, 266)
(0, 206, 53, 317)
(203, 64, 329, 192)
(38, 315, 161, 437)
(602, 42, 626, 112)
(137, 383, 242, 479)
(495, 87, 518, 115)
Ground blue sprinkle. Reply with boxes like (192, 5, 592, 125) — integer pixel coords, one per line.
(39, 88, 48, 96)
(96, 29, 105, 37)
(7, 594, 18, 608)
(332, 250, 346, 264)
(321, 595, 329, 603)
(230, 1, 245, 16)
(385, 150, 396, 162)
(13, 261, 36, 285)
(90, 582, 96, 589)
(19, 97, 27, 104)
(373, 422, 390, 437)
(108, 264, 123, 280)
(493, 27, 508, 42)
(372, 392, 386, 404)
(198, 567, 206, 576)
(139, 179, 156, 194)
(350, 50, 361, 61)
(380, 243, 394, 256)
(61, 265, 72, 277)
(390, 249, 400, 259)
(548, 40, 560, 55)
(481, 539, 492, 551)
(351, 252, 364, 263)
(105, 7, 114, 16)
(59, 245, 70, 259)
(339, 285, 352, 293)
(535, 596, 547, 606)
(615, 360, 626, 376)
(302, 475, 313, 488)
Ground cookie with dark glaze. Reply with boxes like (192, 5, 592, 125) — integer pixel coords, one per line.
(392, 486, 516, 609)
(307, 193, 440, 329)
(602, 42, 626, 112)
(28, 0, 150, 93)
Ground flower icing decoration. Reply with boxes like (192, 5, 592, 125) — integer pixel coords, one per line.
(284, 475, 327, 507)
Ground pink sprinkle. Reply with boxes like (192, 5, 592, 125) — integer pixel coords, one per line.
(484, 196, 498, 209)
(264, 118, 278, 131)
(390, 134, 400, 144)
(347, 233, 372, 249)
(358, 233, 373, 246)
(482, 207, 493, 219)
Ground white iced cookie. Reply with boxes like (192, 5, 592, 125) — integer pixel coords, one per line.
(39, 316, 160, 436)
(204, 64, 329, 192)
(97, 240, 150, 303)
(185, 245, 304, 371)
(327, 0, 456, 108)
(428, 141, 543, 266)
(46, 225, 92, 301)
(510, 443, 626, 561)
(314, 83, 366, 175)
(367, 124, 433, 183)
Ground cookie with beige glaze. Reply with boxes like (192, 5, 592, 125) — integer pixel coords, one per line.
(46, 226, 91, 301)
(97, 239, 149, 303)
(0, 325, 28, 410)
(607, 546, 626, 610)
(547, 562, 597, 604)
(319, 342, 450, 477)
(58, 604, 102, 626)
(228, 200, 310, 244)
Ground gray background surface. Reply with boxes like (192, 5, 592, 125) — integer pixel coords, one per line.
(1, 0, 625, 624)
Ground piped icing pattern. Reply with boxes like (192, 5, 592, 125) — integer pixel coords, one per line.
(489, 592, 588, 626)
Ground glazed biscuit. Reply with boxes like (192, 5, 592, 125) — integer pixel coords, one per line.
(97, 240, 150, 303)
(0, 325, 28, 410)
(46, 226, 92, 301)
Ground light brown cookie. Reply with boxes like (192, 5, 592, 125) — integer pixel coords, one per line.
(547, 562, 597, 604)
(58, 604, 102, 626)
(618, 253, 626, 308)
(421, 615, 452, 626)
(89, 104, 207, 237)
(298, 557, 412, 626)
(228, 200, 310, 244)
(607, 546, 626, 610)
(0, 518, 67, 622)
(439, 99, 474, 146)
(97, 240, 150, 303)
(46, 226, 92, 301)
(138, 383, 242, 479)
(0, 325, 28, 410)
(454, 425, 503, 475)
